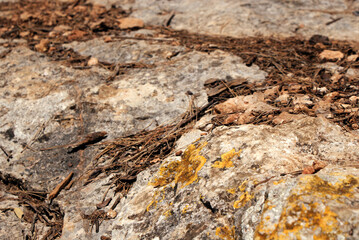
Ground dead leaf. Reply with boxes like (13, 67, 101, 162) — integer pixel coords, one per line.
(313, 160, 327, 171)
(302, 165, 315, 174)
(13, 207, 24, 219)
(319, 50, 344, 60)
(67, 30, 87, 41)
(302, 160, 327, 174)
(20, 12, 33, 21)
(117, 18, 144, 29)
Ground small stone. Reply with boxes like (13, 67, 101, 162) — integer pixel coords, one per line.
(293, 95, 313, 106)
(118, 18, 144, 29)
(88, 57, 99, 66)
(346, 68, 359, 78)
(349, 96, 359, 104)
(347, 54, 358, 62)
(175, 150, 183, 156)
(20, 31, 30, 37)
(104, 36, 112, 42)
(106, 209, 117, 219)
(319, 50, 344, 61)
(275, 94, 290, 104)
(35, 39, 50, 52)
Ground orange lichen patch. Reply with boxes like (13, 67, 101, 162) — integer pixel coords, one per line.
(212, 149, 242, 168)
(296, 174, 359, 201)
(238, 180, 248, 192)
(256, 202, 340, 240)
(149, 141, 207, 189)
(215, 226, 235, 240)
(233, 191, 254, 208)
(227, 188, 236, 194)
(163, 209, 172, 217)
(146, 190, 160, 212)
(273, 179, 285, 185)
(255, 174, 359, 239)
(182, 205, 190, 214)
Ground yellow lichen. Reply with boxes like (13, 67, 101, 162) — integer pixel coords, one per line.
(297, 174, 359, 200)
(256, 202, 339, 240)
(149, 141, 207, 189)
(238, 180, 248, 192)
(212, 149, 241, 168)
(146, 190, 161, 211)
(227, 188, 236, 194)
(215, 226, 235, 240)
(273, 179, 285, 185)
(233, 191, 254, 208)
(254, 174, 359, 239)
(163, 209, 172, 217)
(182, 205, 190, 214)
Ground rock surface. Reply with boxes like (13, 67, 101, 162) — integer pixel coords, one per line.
(111, 117, 359, 240)
(1, 0, 359, 239)
(90, 0, 359, 41)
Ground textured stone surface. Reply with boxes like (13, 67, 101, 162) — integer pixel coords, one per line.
(0, 38, 266, 240)
(1, 0, 359, 239)
(90, 0, 359, 40)
(63, 38, 186, 64)
(110, 117, 359, 239)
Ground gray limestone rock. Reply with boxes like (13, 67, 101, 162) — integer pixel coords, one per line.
(1, 0, 359, 239)
(0, 41, 266, 239)
(89, 0, 359, 41)
(64, 38, 185, 64)
(109, 117, 359, 240)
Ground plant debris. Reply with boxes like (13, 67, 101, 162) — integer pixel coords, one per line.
(1, 0, 359, 239)
(48, 172, 74, 201)
(0, 172, 63, 239)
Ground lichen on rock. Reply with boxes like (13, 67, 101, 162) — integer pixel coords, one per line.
(149, 141, 207, 189)
(212, 148, 241, 168)
(255, 173, 359, 240)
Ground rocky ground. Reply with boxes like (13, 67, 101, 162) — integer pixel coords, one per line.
(1, 0, 359, 239)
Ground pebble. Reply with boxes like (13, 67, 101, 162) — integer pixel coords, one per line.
(88, 57, 99, 66)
